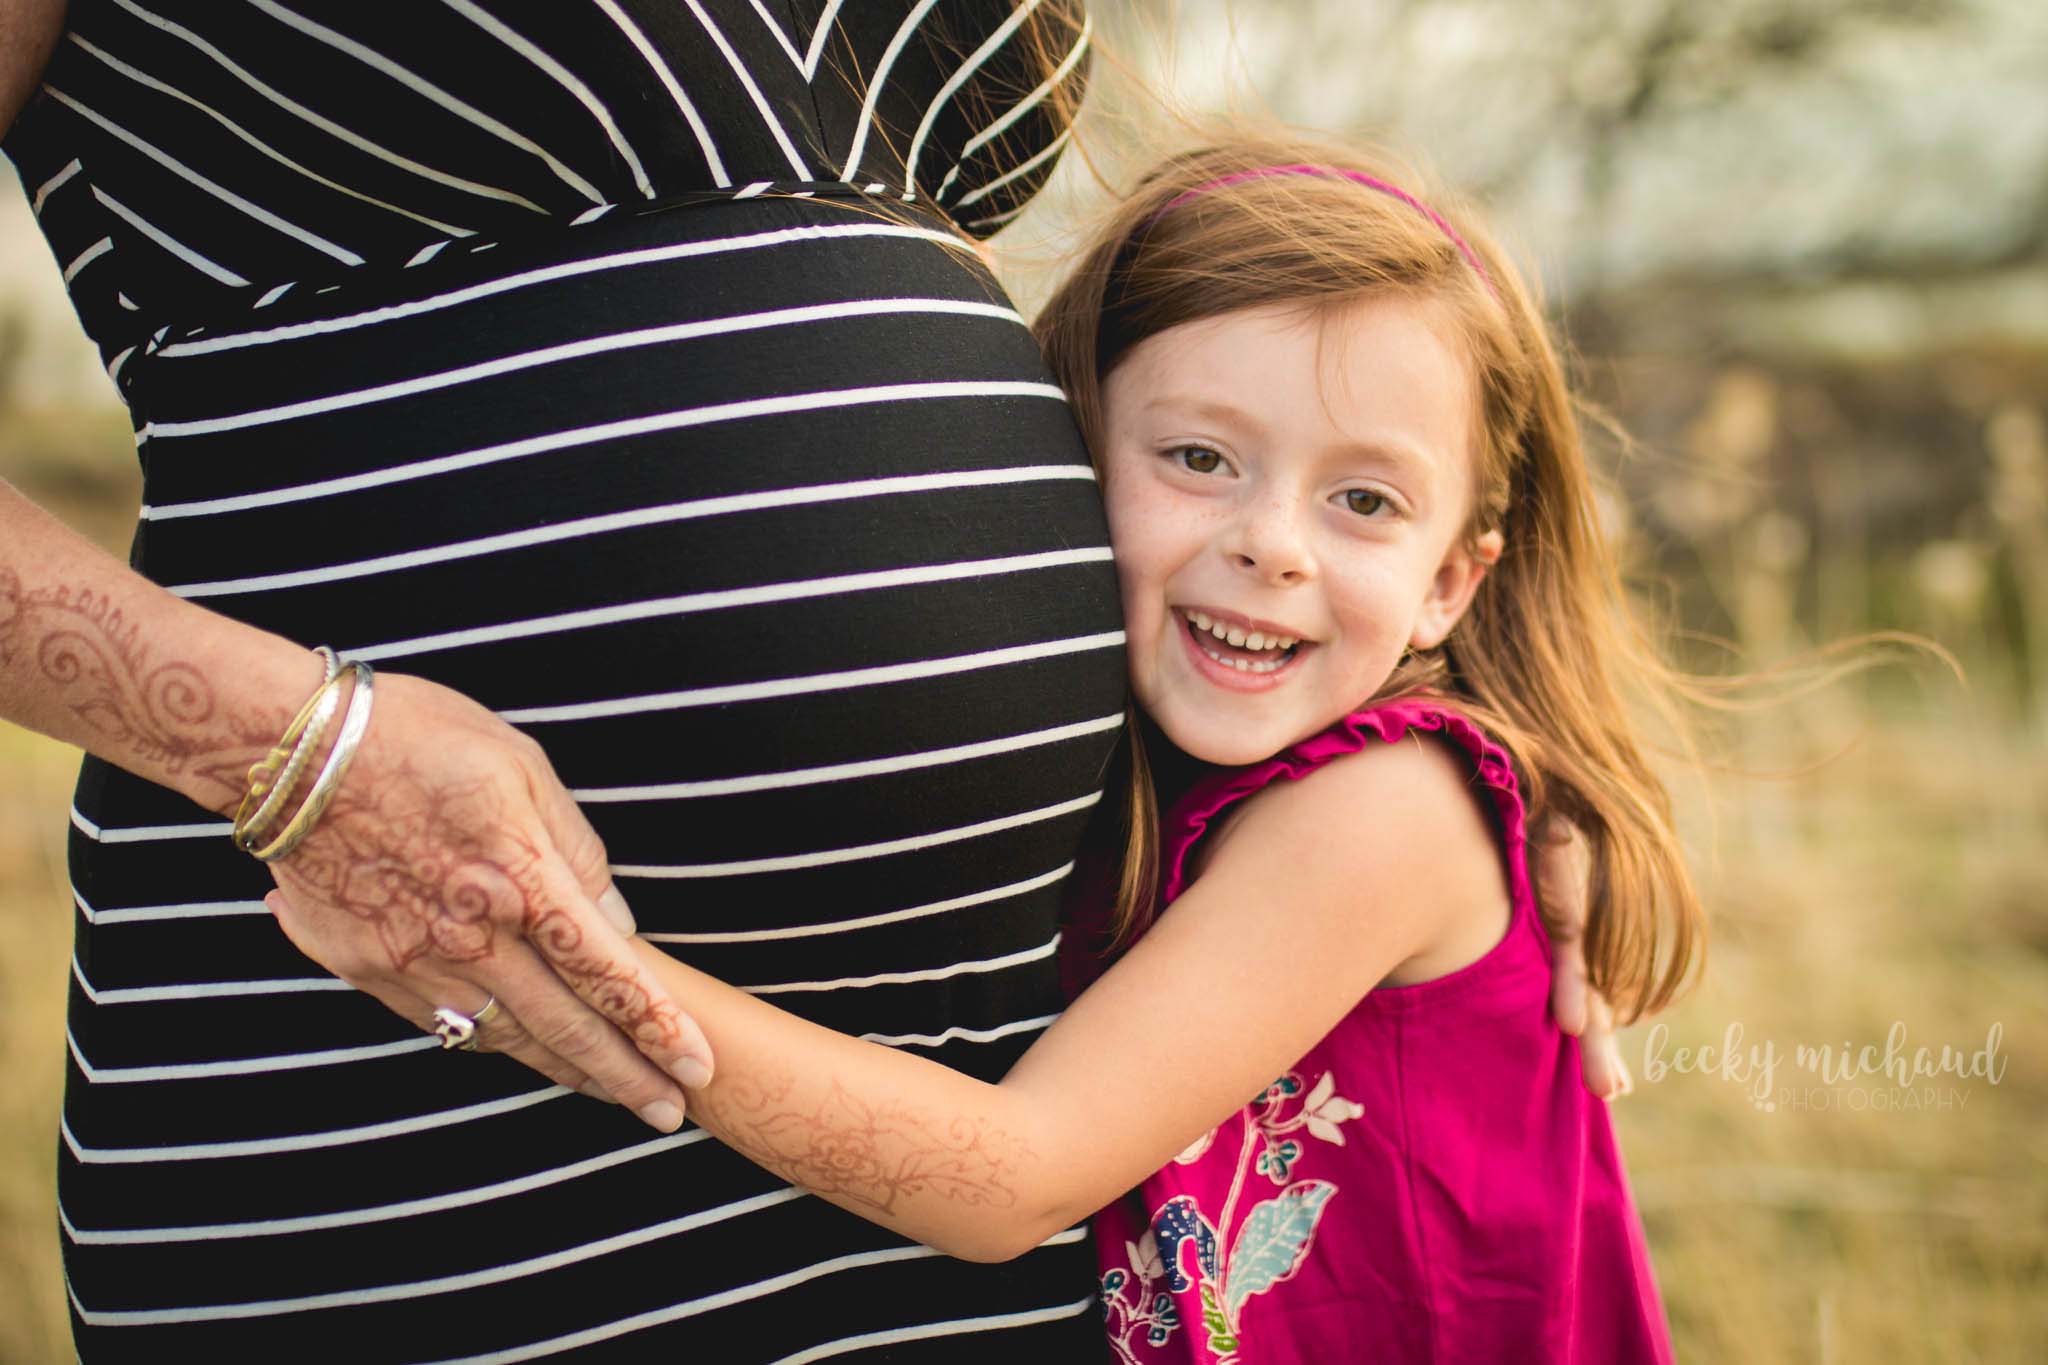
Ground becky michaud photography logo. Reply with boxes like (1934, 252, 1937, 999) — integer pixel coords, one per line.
(1641, 1020, 2006, 1114)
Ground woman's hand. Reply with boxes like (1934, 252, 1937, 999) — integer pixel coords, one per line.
(2, 484, 710, 1131)
(1533, 817, 1633, 1099)
(262, 672, 714, 1131)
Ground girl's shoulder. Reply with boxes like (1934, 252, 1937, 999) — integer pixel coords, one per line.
(1161, 697, 1533, 910)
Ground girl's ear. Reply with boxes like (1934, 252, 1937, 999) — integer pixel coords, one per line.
(1409, 528, 1503, 651)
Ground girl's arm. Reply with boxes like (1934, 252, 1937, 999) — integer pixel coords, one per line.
(629, 731, 1511, 1262)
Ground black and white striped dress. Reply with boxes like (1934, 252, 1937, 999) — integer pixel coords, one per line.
(6, 3, 1123, 1359)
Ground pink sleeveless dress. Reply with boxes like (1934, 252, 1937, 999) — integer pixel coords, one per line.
(1075, 700, 1674, 1364)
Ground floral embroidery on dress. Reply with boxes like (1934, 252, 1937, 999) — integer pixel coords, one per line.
(1101, 1070, 1366, 1363)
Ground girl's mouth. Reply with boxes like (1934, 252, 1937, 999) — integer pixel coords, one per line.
(1177, 608, 1309, 683)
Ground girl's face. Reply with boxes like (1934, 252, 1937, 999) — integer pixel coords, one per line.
(1100, 297, 1502, 766)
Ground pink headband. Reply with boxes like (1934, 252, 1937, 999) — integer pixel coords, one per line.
(1150, 163, 1497, 297)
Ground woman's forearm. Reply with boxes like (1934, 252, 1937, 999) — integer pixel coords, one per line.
(0, 478, 323, 812)
(631, 939, 1088, 1262)
(0, 0, 67, 135)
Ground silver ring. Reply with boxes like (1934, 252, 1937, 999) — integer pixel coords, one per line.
(432, 995, 501, 1051)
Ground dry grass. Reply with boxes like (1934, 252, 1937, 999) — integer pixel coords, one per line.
(3, 700, 2042, 1361)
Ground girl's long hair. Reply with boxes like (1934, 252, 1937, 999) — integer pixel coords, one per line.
(1036, 129, 1704, 1023)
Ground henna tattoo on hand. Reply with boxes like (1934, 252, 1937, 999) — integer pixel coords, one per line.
(277, 762, 685, 1051)
(0, 566, 274, 800)
(697, 1071, 1029, 1216)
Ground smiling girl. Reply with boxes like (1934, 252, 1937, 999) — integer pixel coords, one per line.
(277, 134, 1690, 1362)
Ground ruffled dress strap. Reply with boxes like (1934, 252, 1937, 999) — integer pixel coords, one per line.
(1157, 697, 1539, 930)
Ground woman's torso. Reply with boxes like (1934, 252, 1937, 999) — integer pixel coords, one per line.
(1086, 702, 1672, 1365)
(10, 4, 1124, 1359)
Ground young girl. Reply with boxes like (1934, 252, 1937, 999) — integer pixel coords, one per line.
(286, 134, 1692, 1361)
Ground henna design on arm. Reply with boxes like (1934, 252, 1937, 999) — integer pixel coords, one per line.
(694, 1071, 1030, 1216)
(4, 566, 686, 1056)
(276, 761, 686, 1050)
(0, 566, 276, 802)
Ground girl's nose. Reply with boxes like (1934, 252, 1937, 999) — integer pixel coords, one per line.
(1222, 498, 1314, 586)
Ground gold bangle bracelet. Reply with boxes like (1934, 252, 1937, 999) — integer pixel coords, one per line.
(232, 646, 343, 854)
(248, 661, 375, 864)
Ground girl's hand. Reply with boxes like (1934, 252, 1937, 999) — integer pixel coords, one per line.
(1534, 817, 1633, 1099)
(261, 672, 714, 1131)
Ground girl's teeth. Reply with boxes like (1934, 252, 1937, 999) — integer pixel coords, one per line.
(1182, 611, 1302, 658)
(1197, 643, 1288, 674)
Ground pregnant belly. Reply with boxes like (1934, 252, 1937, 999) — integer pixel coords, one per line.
(105, 193, 1128, 1036)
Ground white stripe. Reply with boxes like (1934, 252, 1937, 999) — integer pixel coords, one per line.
(60, 1086, 567, 1164)
(570, 203, 613, 226)
(614, 789, 1100, 879)
(148, 299, 1024, 439)
(594, 0, 728, 186)
(73, 888, 268, 925)
(247, 0, 605, 204)
(117, 292, 139, 311)
(953, 125, 1071, 210)
(745, 0, 801, 70)
(965, 203, 1028, 232)
(46, 86, 363, 264)
(62, 236, 112, 282)
(154, 223, 969, 357)
(733, 179, 770, 200)
(414, 1228, 1088, 1365)
(71, 956, 348, 1005)
(503, 630, 1123, 725)
(60, 1131, 707, 1244)
(682, 0, 811, 178)
(576, 713, 1123, 803)
(769, 1297, 1096, 1365)
(407, 240, 450, 267)
(68, 33, 473, 238)
(90, 186, 249, 286)
(642, 862, 1073, 945)
(31, 157, 82, 213)
(837, 0, 945, 181)
(860, 1012, 1058, 1049)
(105, 345, 137, 385)
(933, 13, 1092, 204)
(800, 0, 846, 76)
(144, 380, 1070, 523)
(68, 1187, 808, 1325)
(172, 466, 1093, 599)
(69, 807, 232, 843)
(255, 282, 293, 308)
(68, 1027, 435, 1084)
(110, 0, 544, 215)
(902, 0, 1042, 195)
(444, 0, 654, 200)
(347, 546, 1110, 664)
(744, 933, 1059, 996)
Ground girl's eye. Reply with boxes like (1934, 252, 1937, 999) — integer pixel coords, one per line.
(1343, 488, 1390, 517)
(1174, 446, 1224, 475)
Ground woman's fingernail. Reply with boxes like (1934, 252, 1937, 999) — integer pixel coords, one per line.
(638, 1099, 685, 1132)
(597, 887, 636, 937)
(670, 1056, 712, 1089)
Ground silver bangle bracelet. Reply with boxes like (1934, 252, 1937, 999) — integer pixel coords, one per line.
(248, 660, 376, 863)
